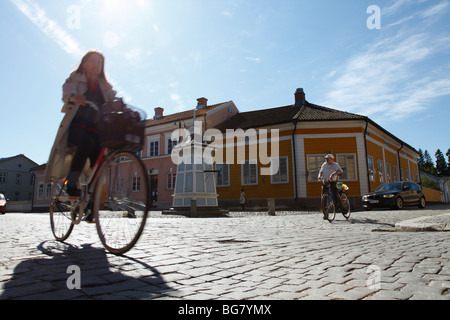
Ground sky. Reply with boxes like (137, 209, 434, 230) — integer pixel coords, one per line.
(1, 0, 449, 166)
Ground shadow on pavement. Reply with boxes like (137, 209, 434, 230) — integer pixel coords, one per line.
(0, 241, 174, 300)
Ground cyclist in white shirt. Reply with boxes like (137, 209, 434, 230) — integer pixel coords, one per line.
(318, 154, 345, 217)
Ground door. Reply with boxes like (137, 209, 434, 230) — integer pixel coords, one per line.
(150, 175, 158, 207)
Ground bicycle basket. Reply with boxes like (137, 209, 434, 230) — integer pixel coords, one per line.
(97, 99, 146, 152)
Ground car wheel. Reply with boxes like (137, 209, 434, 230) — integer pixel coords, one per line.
(418, 197, 426, 209)
(363, 206, 372, 211)
(394, 197, 404, 210)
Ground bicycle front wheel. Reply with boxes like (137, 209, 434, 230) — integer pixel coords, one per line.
(93, 152, 149, 255)
(321, 193, 336, 222)
(49, 179, 74, 242)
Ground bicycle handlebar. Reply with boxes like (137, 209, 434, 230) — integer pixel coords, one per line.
(83, 100, 99, 111)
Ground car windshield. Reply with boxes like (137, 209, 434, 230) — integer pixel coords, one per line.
(375, 183, 402, 192)
(0, 194, 5, 200)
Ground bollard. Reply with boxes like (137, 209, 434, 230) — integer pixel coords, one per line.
(268, 198, 275, 216)
(190, 199, 198, 218)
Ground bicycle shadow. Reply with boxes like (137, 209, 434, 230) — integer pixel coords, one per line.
(0, 241, 175, 300)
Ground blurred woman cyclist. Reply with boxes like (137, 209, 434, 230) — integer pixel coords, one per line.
(46, 50, 117, 196)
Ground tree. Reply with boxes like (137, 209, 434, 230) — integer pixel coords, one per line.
(418, 149, 425, 169)
(435, 149, 448, 177)
(446, 149, 450, 176)
(422, 150, 437, 175)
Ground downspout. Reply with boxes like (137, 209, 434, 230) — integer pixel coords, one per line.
(292, 119, 299, 200)
(364, 118, 371, 192)
(397, 143, 404, 181)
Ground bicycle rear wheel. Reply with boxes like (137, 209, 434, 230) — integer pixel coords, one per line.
(321, 193, 336, 222)
(49, 179, 74, 242)
(341, 193, 351, 220)
(93, 151, 149, 255)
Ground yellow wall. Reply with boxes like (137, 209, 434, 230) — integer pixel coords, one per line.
(217, 139, 294, 200)
(304, 136, 359, 197)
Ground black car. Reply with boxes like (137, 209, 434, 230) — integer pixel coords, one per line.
(0, 193, 6, 214)
(362, 182, 426, 210)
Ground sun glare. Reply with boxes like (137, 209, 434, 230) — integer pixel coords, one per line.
(100, 0, 148, 14)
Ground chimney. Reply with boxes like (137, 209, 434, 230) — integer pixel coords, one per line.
(196, 97, 208, 110)
(154, 107, 164, 120)
(294, 88, 306, 107)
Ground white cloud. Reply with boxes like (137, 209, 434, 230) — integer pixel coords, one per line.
(245, 57, 261, 63)
(323, 31, 450, 121)
(421, 1, 449, 18)
(10, 0, 83, 57)
(171, 93, 187, 112)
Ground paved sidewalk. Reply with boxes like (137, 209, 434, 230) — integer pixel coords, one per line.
(0, 206, 449, 300)
(395, 213, 450, 232)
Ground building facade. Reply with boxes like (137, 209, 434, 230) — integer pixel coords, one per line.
(213, 88, 420, 209)
(30, 88, 421, 212)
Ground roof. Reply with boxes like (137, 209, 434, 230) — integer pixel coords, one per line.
(145, 101, 231, 127)
(214, 101, 418, 154)
(0, 154, 38, 166)
(215, 101, 365, 131)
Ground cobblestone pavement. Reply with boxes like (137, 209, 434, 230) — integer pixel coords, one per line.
(0, 206, 449, 300)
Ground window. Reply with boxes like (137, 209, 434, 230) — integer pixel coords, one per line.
(242, 160, 257, 185)
(336, 154, 357, 181)
(167, 173, 176, 190)
(378, 160, 384, 183)
(386, 163, 392, 183)
(307, 155, 324, 181)
(16, 173, 22, 185)
(215, 164, 230, 187)
(0, 173, 6, 184)
(38, 183, 44, 200)
(271, 157, 289, 184)
(368, 156, 375, 182)
(393, 165, 399, 182)
(167, 139, 178, 155)
(46, 184, 52, 199)
(148, 138, 159, 157)
(132, 176, 141, 192)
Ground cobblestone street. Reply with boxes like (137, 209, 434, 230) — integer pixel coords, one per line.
(1, 206, 449, 300)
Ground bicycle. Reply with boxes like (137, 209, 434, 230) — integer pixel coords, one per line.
(320, 178, 351, 222)
(49, 101, 149, 255)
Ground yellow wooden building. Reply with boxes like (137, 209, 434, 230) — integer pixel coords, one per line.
(213, 88, 420, 210)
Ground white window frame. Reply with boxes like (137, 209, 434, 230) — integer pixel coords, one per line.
(368, 156, 375, 182)
(215, 163, 230, 187)
(164, 133, 179, 155)
(336, 153, 357, 181)
(241, 160, 258, 186)
(132, 175, 141, 192)
(147, 136, 160, 158)
(386, 163, 392, 183)
(307, 154, 325, 182)
(167, 172, 176, 190)
(378, 159, 384, 184)
(271, 156, 289, 184)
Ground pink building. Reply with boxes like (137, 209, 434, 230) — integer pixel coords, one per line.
(32, 97, 238, 211)
(141, 98, 238, 209)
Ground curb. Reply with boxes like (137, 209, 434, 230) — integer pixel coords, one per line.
(395, 213, 450, 232)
